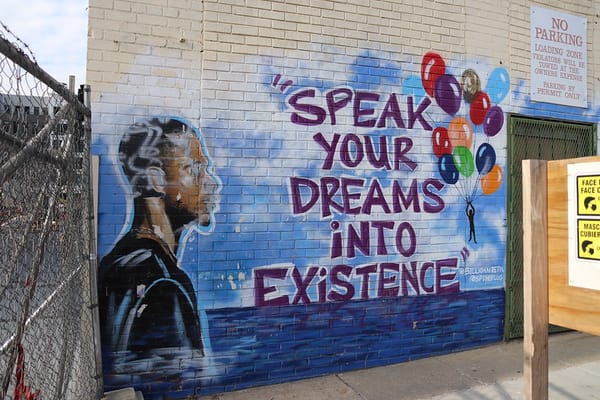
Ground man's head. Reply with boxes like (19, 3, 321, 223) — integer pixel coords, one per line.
(119, 117, 220, 230)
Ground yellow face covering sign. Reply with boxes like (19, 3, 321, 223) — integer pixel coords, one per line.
(577, 175, 600, 215)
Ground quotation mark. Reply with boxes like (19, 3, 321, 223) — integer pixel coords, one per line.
(272, 74, 293, 92)
(460, 246, 470, 263)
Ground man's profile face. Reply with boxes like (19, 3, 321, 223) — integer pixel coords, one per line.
(160, 133, 219, 229)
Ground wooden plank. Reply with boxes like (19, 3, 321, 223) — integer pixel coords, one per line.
(522, 159, 548, 400)
(547, 156, 600, 336)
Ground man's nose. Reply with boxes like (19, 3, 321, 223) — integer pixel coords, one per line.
(201, 171, 218, 192)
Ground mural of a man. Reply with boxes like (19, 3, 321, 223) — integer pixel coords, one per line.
(98, 117, 220, 355)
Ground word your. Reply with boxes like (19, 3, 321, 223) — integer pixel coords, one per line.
(254, 258, 461, 307)
(287, 87, 433, 130)
(313, 132, 417, 171)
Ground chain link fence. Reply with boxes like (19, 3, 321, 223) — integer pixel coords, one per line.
(0, 22, 102, 400)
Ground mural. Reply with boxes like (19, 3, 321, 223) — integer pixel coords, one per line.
(98, 118, 221, 389)
(255, 52, 509, 306)
(97, 52, 511, 397)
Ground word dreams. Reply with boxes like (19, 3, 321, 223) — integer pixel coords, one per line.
(254, 258, 460, 307)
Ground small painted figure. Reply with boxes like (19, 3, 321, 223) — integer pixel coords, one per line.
(466, 200, 476, 244)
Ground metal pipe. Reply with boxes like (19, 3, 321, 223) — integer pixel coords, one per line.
(82, 84, 104, 398)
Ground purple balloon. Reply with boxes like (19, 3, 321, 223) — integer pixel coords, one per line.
(434, 74, 462, 116)
(483, 106, 504, 137)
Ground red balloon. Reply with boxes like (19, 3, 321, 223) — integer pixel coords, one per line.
(421, 52, 446, 97)
(469, 91, 491, 125)
(432, 127, 452, 157)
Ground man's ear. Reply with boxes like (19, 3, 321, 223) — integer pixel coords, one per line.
(146, 166, 166, 195)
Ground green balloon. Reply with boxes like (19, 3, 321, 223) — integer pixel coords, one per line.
(453, 146, 475, 177)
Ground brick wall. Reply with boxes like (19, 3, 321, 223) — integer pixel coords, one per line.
(88, 0, 600, 398)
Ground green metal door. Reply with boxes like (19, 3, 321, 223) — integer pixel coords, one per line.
(505, 115, 596, 340)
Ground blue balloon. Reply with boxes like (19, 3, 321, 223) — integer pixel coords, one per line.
(475, 143, 496, 175)
(438, 154, 459, 184)
(485, 67, 510, 104)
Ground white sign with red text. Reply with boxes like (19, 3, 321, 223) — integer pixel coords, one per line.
(530, 6, 587, 108)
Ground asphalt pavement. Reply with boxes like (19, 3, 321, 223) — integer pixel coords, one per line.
(199, 331, 600, 400)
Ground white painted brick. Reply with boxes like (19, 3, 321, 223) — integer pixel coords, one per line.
(151, 25, 185, 38)
(132, 35, 168, 47)
(258, 9, 285, 21)
(284, 31, 310, 42)
(120, 21, 152, 35)
(130, 2, 146, 13)
(92, 1, 111, 10)
(204, 21, 231, 34)
(87, 49, 103, 62)
(231, 24, 259, 37)
(245, 36, 273, 47)
(104, 9, 135, 23)
(321, 9, 345, 21)
(103, 30, 137, 44)
(87, 37, 118, 51)
(116, 43, 150, 56)
(218, 12, 262, 27)
(137, 13, 168, 27)
(230, 44, 259, 54)
(166, 0, 192, 10)
(91, 60, 120, 74)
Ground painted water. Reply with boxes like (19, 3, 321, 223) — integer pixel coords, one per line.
(103, 289, 504, 398)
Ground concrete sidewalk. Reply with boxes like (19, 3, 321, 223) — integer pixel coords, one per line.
(200, 331, 600, 400)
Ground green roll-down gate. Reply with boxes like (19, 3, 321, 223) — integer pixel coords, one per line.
(505, 115, 596, 340)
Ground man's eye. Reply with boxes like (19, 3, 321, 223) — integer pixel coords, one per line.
(182, 161, 205, 176)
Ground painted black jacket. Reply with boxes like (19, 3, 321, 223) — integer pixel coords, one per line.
(97, 231, 203, 354)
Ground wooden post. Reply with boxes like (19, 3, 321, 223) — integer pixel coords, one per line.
(522, 159, 549, 400)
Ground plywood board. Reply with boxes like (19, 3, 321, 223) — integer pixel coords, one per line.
(547, 156, 600, 335)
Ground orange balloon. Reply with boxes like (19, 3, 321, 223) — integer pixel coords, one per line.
(447, 117, 473, 149)
(481, 164, 503, 195)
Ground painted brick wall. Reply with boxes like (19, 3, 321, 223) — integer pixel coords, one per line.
(88, 1, 600, 398)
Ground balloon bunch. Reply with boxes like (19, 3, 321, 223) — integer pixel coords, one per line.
(422, 52, 509, 200)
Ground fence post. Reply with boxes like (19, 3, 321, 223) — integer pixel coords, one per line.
(522, 159, 549, 400)
(82, 84, 104, 398)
